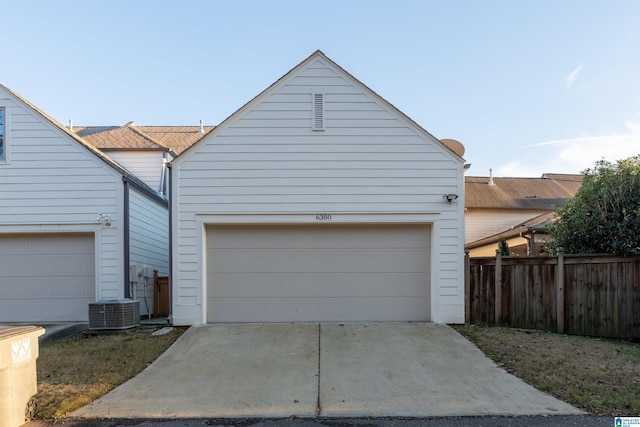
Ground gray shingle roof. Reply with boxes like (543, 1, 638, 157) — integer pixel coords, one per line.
(465, 174, 583, 210)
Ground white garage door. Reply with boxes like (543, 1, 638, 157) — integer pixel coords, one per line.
(206, 224, 431, 322)
(0, 233, 95, 322)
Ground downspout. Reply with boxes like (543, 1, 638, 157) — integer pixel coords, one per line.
(123, 179, 131, 299)
(158, 155, 168, 198)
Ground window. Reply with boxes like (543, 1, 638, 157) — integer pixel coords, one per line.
(312, 93, 324, 131)
(0, 107, 4, 160)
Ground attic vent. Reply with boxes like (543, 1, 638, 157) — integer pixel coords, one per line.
(312, 93, 324, 131)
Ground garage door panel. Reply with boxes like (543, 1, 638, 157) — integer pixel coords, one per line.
(210, 297, 428, 323)
(0, 234, 94, 254)
(0, 233, 96, 322)
(0, 258, 95, 282)
(211, 227, 428, 249)
(210, 273, 429, 298)
(0, 300, 90, 322)
(1, 278, 95, 299)
(212, 248, 428, 274)
(207, 225, 431, 322)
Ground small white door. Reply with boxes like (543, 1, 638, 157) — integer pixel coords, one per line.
(0, 233, 96, 322)
(206, 224, 431, 322)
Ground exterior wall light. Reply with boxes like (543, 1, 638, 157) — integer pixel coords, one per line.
(443, 194, 459, 203)
(97, 212, 112, 227)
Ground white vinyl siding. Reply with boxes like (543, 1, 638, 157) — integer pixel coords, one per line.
(0, 233, 95, 322)
(172, 53, 465, 325)
(107, 151, 165, 191)
(128, 187, 169, 316)
(0, 86, 124, 304)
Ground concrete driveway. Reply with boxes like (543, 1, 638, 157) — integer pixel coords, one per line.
(72, 323, 582, 418)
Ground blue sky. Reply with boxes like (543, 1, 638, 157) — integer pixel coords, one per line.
(1, 0, 639, 177)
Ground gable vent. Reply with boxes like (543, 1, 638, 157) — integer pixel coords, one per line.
(312, 93, 324, 131)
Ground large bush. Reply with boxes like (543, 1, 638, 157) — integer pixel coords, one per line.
(549, 155, 640, 255)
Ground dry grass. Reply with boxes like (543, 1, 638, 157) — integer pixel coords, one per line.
(35, 325, 185, 419)
(454, 325, 640, 416)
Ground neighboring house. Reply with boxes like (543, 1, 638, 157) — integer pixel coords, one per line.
(75, 122, 214, 196)
(170, 50, 466, 325)
(465, 173, 583, 256)
(0, 84, 170, 322)
(466, 211, 555, 256)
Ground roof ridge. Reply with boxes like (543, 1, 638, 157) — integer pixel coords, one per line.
(173, 50, 464, 162)
(126, 124, 170, 150)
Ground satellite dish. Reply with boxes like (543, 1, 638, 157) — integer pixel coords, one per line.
(440, 139, 465, 157)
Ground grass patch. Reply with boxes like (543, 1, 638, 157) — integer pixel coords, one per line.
(454, 325, 640, 416)
(35, 325, 185, 419)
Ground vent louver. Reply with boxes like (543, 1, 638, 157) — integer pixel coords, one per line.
(313, 93, 324, 130)
(89, 299, 140, 330)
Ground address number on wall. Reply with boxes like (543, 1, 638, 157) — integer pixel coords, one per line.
(315, 214, 332, 221)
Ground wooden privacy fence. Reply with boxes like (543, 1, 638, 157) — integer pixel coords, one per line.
(152, 270, 170, 318)
(465, 249, 640, 338)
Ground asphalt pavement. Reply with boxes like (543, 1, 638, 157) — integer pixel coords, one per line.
(27, 415, 614, 427)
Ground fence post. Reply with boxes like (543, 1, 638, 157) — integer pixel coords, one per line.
(495, 249, 502, 325)
(556, 247, 565, 334)
(464, 250, 470, 324)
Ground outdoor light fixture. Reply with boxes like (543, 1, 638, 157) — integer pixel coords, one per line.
(443, 194, 459, 203)
(97, 213, 112, 227)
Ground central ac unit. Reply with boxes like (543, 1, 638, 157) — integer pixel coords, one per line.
(89, 299, 140, 330)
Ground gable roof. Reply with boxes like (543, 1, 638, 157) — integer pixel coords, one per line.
(173, 50, 465, 163)
(0, 84, 166, 205)
(465, 174, 583, 210)
(75, 123, 214, 155)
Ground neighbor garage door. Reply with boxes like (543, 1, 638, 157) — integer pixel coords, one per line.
(0, 233, 95, 322)
(206, 224, 431, 322)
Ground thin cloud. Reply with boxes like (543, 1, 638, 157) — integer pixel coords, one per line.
(496, 120, 640, 177)
(566, 64, 583, 87)
(524, 135, 606, 148)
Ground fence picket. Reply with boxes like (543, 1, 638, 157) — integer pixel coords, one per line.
(466, 253, 640, 339)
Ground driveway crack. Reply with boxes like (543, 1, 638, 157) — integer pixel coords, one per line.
(316, 323, 322, 417)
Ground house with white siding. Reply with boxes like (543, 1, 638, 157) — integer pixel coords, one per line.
(170, 50, 466, 325)
(465, 173, 583, 256)
(75, 123, 214, 196)
(0, 84, 169, 322)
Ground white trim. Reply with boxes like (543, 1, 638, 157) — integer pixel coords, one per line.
(196, 213, 440, 324)
(0, 105, 9, 164)
(430, 222, 440, 322)
(0, 223, 104, 233)
(194, 212, 441, 224)
(199, 221, 206, 321)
